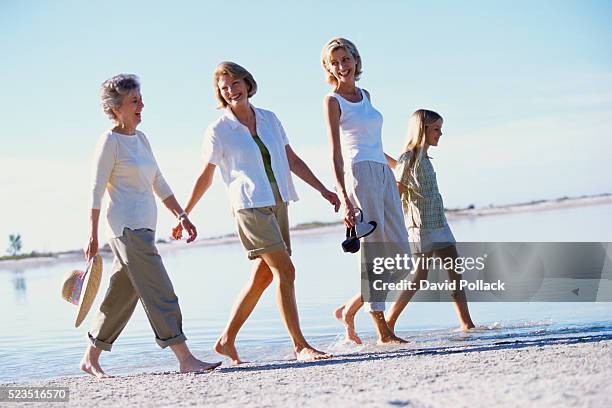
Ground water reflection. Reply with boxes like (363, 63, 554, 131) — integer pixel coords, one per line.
(12, 270, 27, 303)
(0, 203, 611, 383)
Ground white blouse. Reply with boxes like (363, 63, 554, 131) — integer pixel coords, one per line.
(202, 106, 299, 211)
(90, 130, 173, 238)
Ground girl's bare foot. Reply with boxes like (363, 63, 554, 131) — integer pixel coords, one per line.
(179, 357, 222, 373)
(80, 345, 110, 378)
(377, 334, 409, 346)
(214, 336, 244, 365)
(334, 305, 362, 345)
(295, 346, 332, 362)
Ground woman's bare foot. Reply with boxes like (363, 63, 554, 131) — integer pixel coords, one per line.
(170, 341, 222, 373)
(460, 323, 476, 331)
(295, 346, 332, 362)
(80, 345, 110, 378)
(214, 336, 244, 365)
(179, 356, 222, 373)
(386, 318, 396, 334)
(334, 305, 362, 345)
(377, 334, 409, 346)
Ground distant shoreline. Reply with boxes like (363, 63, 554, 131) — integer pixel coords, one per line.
(1, 192, 610, 270)
(446, 192, 612, 219)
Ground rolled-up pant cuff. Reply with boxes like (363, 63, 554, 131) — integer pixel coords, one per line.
(88, 332, 113, 352)
(364, 301, 386, 312)
(155, 332, 187, 349)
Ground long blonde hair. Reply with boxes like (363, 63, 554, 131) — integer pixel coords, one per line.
(402, 109, 443, 190)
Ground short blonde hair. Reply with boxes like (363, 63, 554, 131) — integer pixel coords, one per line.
(320, 37, 362, 85)
(213, 62, 258, 108)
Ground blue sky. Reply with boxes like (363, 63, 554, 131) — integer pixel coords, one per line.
(1, 0, 611, 252)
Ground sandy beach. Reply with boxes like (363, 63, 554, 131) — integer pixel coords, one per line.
(4, 334, 611, 407)
(2, 195, 610, 407)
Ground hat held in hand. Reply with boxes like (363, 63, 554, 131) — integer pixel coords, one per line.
(61, 254, 103, 327)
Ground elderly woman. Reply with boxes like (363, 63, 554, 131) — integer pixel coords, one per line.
(173, 62, 340, 364)
(82, 74, 221, 377)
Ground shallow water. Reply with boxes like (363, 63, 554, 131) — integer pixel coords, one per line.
(1, 203, 611, 383)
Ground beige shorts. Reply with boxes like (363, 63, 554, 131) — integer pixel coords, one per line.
(235, 183, 291, 260)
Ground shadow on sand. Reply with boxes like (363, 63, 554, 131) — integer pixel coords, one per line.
(216, 332, 612, 374)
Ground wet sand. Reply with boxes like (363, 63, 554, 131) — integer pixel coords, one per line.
(4, 335, 611, 407)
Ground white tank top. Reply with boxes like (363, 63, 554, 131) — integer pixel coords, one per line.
(330, 88, 387, 168)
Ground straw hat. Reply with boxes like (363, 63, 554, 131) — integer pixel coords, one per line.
(61, 254, 103, 327)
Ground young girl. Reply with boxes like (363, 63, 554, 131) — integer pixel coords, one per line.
(385, 109, 476, 331)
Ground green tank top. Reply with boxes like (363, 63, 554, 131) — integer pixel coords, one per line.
(252, 134, 277, 184)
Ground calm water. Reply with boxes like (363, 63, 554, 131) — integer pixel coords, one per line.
(1, 203, 611, 383)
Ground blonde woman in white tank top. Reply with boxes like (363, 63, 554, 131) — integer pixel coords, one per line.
(321, 38, 411, 345)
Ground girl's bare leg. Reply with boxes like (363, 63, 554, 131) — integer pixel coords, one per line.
(436, 245, 475, 330)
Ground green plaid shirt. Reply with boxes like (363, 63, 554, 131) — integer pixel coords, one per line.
(395, 151, 447, 229)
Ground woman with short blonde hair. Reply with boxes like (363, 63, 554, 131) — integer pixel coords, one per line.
(321, 37, 411, 345)
(213, 62, 258, 108)
(174, 62, 340, 364)
(321, 38, 363, 85)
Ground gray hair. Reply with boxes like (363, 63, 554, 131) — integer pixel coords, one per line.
(100, 74, 141, 120)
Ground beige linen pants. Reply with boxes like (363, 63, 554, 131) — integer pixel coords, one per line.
(347, 160, 411, 312)
(88, 228, 187, 351)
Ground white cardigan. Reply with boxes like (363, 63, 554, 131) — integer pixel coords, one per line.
(90, 129, 173, 239)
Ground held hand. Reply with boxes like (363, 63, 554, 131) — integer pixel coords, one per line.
(180, 217, 198, 243)
(343, 200, 357, 228)
(171, 222, 184, 240)
(397, 182, 407, 196)
(321, 189, 341, 212)
(84, 236, 98, 261)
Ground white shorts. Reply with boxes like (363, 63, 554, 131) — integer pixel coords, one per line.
(408, 224, 456, 254)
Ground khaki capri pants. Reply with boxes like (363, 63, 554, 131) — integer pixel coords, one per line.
(88, 228, 187, 351)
